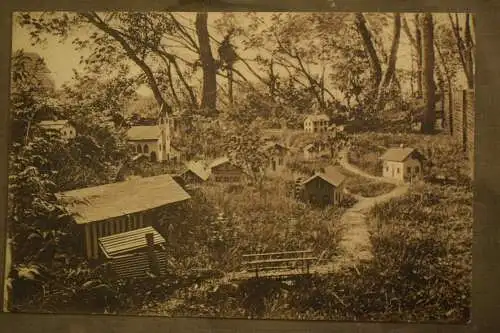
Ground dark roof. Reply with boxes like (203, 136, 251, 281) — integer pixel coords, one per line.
(302, 166, 346, 187)
(262, 141, 289, 152)
(379, 147, 422, 162)
(127, 126, 161, 141)
(182, 160, 210, 181)
(98, 226, 166, 259)
(56, 174, 191, 224)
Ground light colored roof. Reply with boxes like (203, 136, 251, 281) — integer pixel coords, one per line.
(305, 114, 330, 122)
(379, 147, 421, 162)
(303, 143, 315, 151)
(209, 156, 230, 169)
(183, 160, 210, 181)
(56, 174, 191, 224)
(302, 166, 346, 187)
(127, 126, 160, 141)
(39, 120, 70, 129)
(98, 226, 166, 258)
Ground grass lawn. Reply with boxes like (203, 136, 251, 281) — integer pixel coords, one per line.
(348, 132, 471, 180)
(338, 167, 396, 197)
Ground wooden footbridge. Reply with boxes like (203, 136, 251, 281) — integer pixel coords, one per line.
(226, 250, 337, 281)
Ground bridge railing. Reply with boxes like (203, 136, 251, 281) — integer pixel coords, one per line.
(242, 250, 317, 278)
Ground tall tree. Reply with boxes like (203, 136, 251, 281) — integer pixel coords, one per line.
(421, 13, 436, 133)
(196, 12, 217, 113)
(448, 13, 475, 89)
(354, 13, 402, 111)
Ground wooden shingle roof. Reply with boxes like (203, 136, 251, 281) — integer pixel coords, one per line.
(183, 160, 210, 181)
(379, 147, 423, 162)
(302, 166, 346, 187)
(56, 174, 191, 224)
(98, 226, 166, 259)
(126, 125, 161, 141)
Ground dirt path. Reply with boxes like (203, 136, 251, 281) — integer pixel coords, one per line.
(334, 150, 409, 271)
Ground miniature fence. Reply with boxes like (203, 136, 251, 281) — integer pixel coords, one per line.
(242, 250, 317, 278)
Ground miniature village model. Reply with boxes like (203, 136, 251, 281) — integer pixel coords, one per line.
(7, 11, 474, 323)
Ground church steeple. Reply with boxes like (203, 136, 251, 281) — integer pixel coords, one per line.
(158, 103, 171, 161)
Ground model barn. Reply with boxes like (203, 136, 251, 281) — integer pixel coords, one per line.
(56, 174, 191, 261)
(379, 146, 424, 182)
(180, 160, 211, 184)
(208, 157, 245, 183)
(300, 166, 346, 206)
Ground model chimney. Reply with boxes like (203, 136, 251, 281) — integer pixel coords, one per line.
(145, 232, 160, 276)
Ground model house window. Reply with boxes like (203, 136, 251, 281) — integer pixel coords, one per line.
(386, 166, 389, 172)
(137, 145, 142, 153)
(415, 166, 420, 173)
(397, 168, 400, 174)
(407, 167, 411, 173)
(278, 157, 284, 165)
(143, 145, 149, 153)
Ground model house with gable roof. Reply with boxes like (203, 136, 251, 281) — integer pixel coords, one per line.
(38, 119, 77, 140)
(261, 141, 291, 177)
(299, 166, 346, 206)
(180, 160, 211, 184)
(208, 156, 245, 183)
(304, 114, 330, 133)
(379, 145, 425, 182)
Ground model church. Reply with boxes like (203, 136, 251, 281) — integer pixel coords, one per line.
(127, 104, 173, 162)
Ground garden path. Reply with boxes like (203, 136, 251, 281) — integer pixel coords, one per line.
(334, 150, 409, 271)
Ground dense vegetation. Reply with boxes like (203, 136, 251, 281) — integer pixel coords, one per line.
(6, 11, 474, 323)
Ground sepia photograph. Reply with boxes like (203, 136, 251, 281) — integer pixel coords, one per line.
(5, 11, 474, 323)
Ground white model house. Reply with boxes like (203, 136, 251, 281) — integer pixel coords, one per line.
(38, 120, 76, 139)
(304, 114, 330, 133)
(379, 146, 424, 182)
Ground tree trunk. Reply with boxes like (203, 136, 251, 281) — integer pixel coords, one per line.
(375, 13, 401, 111)
(421, 13, 436, 134)
(195, 12, 217, 113)
(227, 68, 233, 106)
(354, 13, 382, 92)
(415, 14, 423, 98)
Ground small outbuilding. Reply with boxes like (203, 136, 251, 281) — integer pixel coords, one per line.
(208, 157, 245, 183)
(299, 166, 346, 207)
(379, 145, 424, 182)
(56, 173, 191, 260)
(180, 160, 211, 184)
(261, 141, 291, 177)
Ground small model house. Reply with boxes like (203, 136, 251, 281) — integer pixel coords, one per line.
(379, 145, 424, 182)
(304, 114, 330, 133)
(38, 120, 76, 139)
(56, 173, 191, 261)
(208, 157, 244, 183)
(303, 142, 329, 161)
(180, 160, 211, 184)
(261, 141, 290, 177)
(299, 166, 346, 207)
